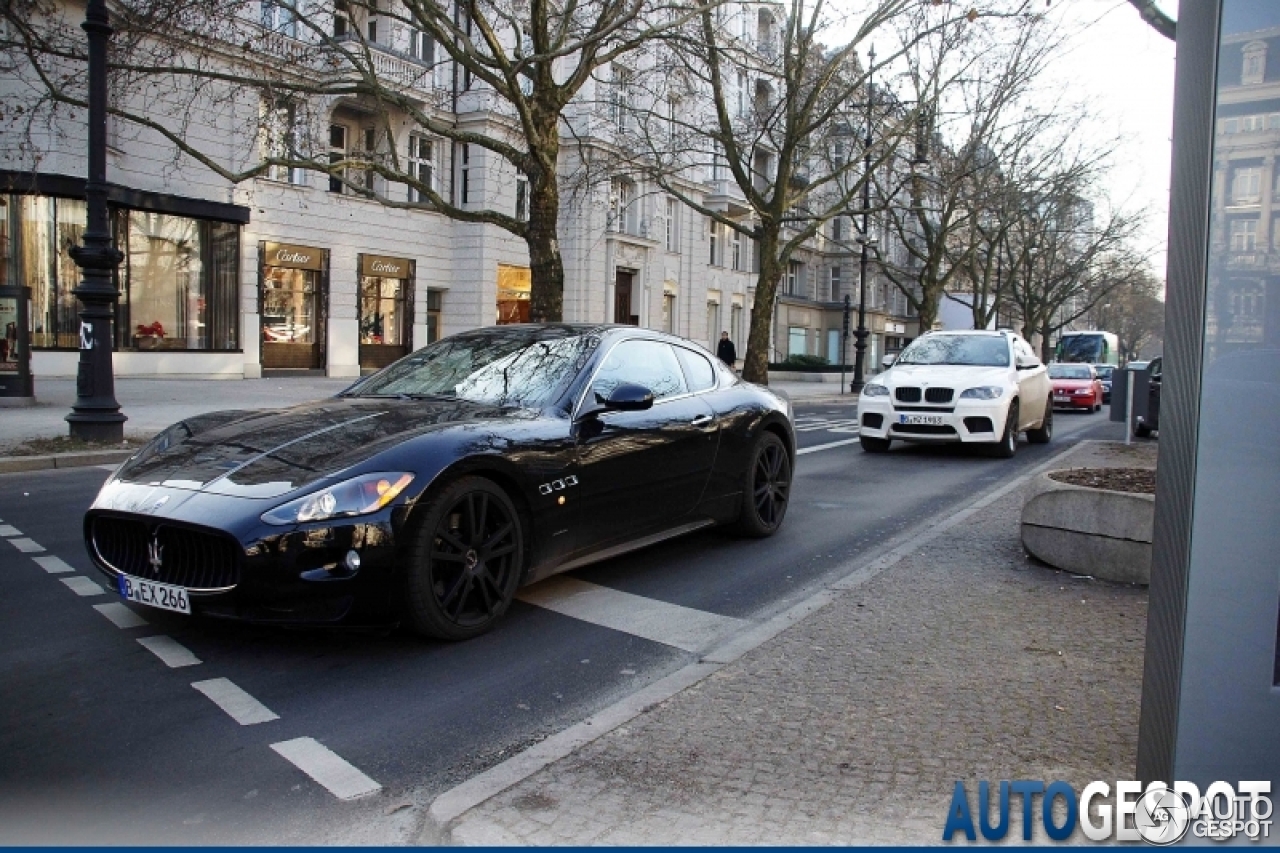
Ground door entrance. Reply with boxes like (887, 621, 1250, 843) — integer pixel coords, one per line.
(358, 254, 413, 370)
(261, 242, 326, 370)
(614, 270, 635, 324)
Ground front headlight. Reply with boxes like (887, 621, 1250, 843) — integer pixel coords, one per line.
(261, 472, 415, 526)
(862, 383, 890, 397)
(960, 386, 1003, 400)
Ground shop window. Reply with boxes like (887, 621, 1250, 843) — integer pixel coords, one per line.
(408, 135, 435, 203)
(426, 289, 443, 343)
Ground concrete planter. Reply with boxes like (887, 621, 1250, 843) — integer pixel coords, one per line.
(1020, 471, 1155, 585)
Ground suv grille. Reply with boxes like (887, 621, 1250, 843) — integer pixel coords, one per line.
(90, 516, 242, 591)
(925, 388, 954, 404)
(895, 387, 922, 403)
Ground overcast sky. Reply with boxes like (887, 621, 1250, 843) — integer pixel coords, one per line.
(1040, 0, 1178, 278)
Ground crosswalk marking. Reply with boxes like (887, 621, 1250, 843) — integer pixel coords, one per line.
(793, 416, 860, 434)
(271, 737, 382, 800)
(517, 576, 745, 653)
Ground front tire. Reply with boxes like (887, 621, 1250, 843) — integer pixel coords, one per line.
(404, 476, 524, 641)
(860, 435, 892, 453)
(1027, 398, 1053, 444)
(990, 401, 1020, 458)
(733, 431, 792, 538)
(1134, 421, 1152, 438)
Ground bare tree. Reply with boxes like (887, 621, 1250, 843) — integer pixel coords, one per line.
(1092, 269, 1165, 360)
(1, 0, 711, 322)
(1126, 0, 1175, 41)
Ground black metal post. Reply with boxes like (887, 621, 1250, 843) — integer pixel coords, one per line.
(850, 46, 874, 395)
(840, 293, 851, 393)
(67, 0, 126, 442)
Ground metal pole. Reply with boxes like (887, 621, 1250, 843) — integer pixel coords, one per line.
(840, 293, 850, 393)
(67, 0, 126, 442)
(1124, 369, 1134, 447)
(850, 46, 874, 395)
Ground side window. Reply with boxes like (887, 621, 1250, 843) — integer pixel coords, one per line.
(591, 340, 689, 402)
(673, 346, 717, 393)
(1149, 357, 1162, 379)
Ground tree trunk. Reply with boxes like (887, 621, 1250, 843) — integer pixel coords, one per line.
(1039, 320, 1053, 363)
(916, 282, 940, 334)
(742, 227, 782, 384)
(525, 132, 564, 323)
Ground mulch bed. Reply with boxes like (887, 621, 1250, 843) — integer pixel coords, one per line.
(1048, 467, 1157, 495)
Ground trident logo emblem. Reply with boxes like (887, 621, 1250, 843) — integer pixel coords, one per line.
(147, 533, 164, 576)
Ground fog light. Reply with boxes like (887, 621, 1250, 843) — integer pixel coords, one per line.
(344, 549, 362, 571)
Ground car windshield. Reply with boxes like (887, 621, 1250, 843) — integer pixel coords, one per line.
(344, 331, 598, 408)
(895, 335, 1010, 367)
(1049, 365, 1093, 380)
(1095, 366, 1114, 379)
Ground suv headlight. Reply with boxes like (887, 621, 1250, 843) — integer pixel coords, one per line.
(960, 386, 1003, 400)
(261, 472, 415, 526)
(862, 383, 890, 397)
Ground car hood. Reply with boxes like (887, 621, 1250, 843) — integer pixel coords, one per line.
(881, 364, 1012, 390)
(111, 397, 523, 499)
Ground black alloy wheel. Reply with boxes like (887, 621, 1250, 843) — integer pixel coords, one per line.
(991, 401, 1019, 458)
(734, 431, 792, 537)
(405, 476, 524, 640)
(1027, 397, 1053, 444)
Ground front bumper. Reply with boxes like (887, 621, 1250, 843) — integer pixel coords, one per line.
(856, 395, 1010, 444)
(1052, 391, 1097, 409)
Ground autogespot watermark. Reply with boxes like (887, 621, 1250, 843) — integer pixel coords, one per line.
(942, 779, 1273, 844)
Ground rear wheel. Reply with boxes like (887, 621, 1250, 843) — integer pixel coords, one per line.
(404, 476, 524, 641)
(733, 431, 791, 538)
(860, 435, 892, 453)
(1027, 399, 1053, 444)
(990, 401, 1019, 458)
(1135, 421, 1152, 438)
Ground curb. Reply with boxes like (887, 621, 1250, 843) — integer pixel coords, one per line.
(0, 449, 134, 474)
(425, 439, 1092, 842)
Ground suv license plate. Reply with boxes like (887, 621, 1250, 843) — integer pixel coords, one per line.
(899, 414, 944, 426)
(117, 574, 191, 614)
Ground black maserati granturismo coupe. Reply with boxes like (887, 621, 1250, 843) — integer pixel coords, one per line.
(84, 325, 796, 640)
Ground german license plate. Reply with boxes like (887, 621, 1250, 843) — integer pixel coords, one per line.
(117, 574, 191, 614)
(1054, 395, 1070, 402)
(899, 414, 944, 426)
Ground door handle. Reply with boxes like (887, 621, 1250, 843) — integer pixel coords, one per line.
(690, 414, 714, 427)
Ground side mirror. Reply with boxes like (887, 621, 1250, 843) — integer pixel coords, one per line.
(881, 354, 896, 369)
(576, 382, 654, 422)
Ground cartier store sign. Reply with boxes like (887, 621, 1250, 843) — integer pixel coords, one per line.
(361, 254, 412, 278)
(264, 242, 324, 271)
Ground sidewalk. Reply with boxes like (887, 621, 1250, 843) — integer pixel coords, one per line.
(436, 440, 1155, 845)
(0, 377, 845, 455)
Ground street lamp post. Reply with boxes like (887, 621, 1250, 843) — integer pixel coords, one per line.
(66, 0, 126, 442)
(850, 46, 876, 395)
(840, 294, 851, 392)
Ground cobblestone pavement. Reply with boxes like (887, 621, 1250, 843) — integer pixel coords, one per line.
(445, 442, 1155, 845)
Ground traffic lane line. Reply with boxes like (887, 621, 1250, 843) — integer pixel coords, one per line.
(137, 635, 202, 668)
(517, 575, 746, 653)
(271, 737, 382, 801)
(60, 575, 105, 597)
(797, 438, 861, 455)
(32, 555, 76, 574)
(94, 602, 149, 629)
(7, 538, 44, 553)
(192, 678, 280, 726)
(0, 524, 21, 537)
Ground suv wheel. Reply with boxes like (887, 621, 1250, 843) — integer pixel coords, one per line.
(990, 401, 1019, 458)
(1027, 398, 1053, 444)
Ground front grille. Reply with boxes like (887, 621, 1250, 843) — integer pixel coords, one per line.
(895, 387, 922, 403)
(861, 413, 884, 429)
(90, 516, 242, 590)
(891, 423, 958, 436)
(925, 388, 954, 404)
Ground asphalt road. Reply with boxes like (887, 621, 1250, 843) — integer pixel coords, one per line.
(0, 402, 1125, 844)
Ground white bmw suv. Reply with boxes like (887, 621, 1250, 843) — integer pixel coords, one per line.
(856, 330, 1053, 457)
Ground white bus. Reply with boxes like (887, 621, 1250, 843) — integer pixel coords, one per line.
(1054, 330, 1120, 367)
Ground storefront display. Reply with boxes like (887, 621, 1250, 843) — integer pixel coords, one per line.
(497, 263, 531, 324)
(261, 241, 327, 370)
(358, 254, 413, 369)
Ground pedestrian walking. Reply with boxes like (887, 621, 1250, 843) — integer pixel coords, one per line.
(716, 331, 737, 368)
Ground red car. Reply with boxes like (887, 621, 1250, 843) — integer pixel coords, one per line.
(1048, 363, 1104, 412)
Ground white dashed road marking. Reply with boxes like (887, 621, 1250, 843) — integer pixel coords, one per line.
(798, 438, 862, 456)
(517, 576, 745, 653)
(271, 737, 382, 800)
(32, 555, 76, 574)
(93, 602, 149, 629)
(7, 538, 44, 553)
(0, 524, 21, 537)
(92, 601, 148, 627)
(137, 636, 201, 668)
(192, 678, 280, 726)
(60, 576, 105, 597)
